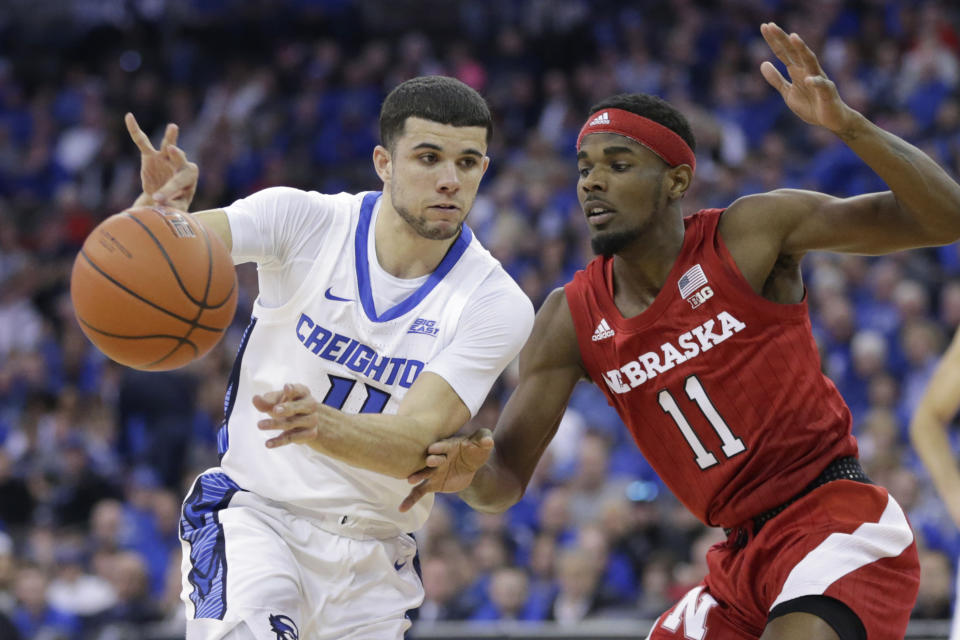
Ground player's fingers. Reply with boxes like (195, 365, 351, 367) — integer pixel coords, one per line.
(463, 440, 494, 466)
(125, 112, 156, 154)
(283, 383, 311, 401)
(164, 144, 189, 169)
(261, 412, 316, 431)
(760, 61, 789, 94)
(257, 417, 281, 430)
(760, 22, 796, 67)
(790, 32, 824, 76)
(252, 390, 283, 411)
(266, 427, 313, 448)
(152, 165, 198, 204)
(425, 440, 454, 455)
(407, 467, 435, 484)
(399, 480, 429, 512)
(425, 453, 447, 467)
(160, 123, 179, 150)
(468, 428, 493, 443)
(271, 397, 315, 417)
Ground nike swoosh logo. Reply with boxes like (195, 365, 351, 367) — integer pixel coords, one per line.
(394, 560, 406, 571)
(324, 287, 352, 302)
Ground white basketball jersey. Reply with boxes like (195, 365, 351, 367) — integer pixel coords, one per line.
(215, 190, 529, 533)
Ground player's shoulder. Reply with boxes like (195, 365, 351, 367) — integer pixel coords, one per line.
(722, 189, 828, 229)
(474, 263, 533, 312)
(527, 287, 582, 369)
(242, 186, 367, 213)
(716, 189, 819, 251)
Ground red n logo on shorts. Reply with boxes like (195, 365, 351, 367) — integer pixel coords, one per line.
(661, 585, 717, 640)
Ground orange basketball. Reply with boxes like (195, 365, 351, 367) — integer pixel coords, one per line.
(70, 206, 237, 371)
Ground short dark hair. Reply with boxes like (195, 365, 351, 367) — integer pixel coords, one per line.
(379, 76, 493, 150)
(588, 93, 696, 152)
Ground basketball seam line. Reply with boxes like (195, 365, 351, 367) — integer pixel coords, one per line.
(76, 318, 200, 356)
(147, 219, 216, 368)
(79, 249, 227, 332)
(123, 211, 235, 310)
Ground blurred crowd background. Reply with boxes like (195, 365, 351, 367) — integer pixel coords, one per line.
(2, 0, 960, 638)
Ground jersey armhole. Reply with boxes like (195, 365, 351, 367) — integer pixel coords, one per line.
(708, 209, 810, 323)
(563, 276, 607, 387)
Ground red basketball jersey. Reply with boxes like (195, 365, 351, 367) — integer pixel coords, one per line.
(564, 209, 857, 528)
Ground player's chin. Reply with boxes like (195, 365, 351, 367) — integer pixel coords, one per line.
(421, 219, 462, 241)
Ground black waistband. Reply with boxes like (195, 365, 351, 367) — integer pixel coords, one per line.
(723, 456, 871, 538)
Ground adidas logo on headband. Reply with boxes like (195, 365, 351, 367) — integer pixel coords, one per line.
(576, 107, 696, 173)
(588, 112, 610, 126)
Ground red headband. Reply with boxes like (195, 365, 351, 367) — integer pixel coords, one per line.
(576, 108, 696, 173)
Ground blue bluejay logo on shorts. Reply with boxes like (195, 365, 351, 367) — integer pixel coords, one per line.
(268, 614, 299, 640)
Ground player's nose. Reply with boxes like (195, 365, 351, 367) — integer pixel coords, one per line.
(436, 161, 460, 192)
(580, 167, 607, 192)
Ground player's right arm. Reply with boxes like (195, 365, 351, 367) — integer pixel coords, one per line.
(910, 328, 960, 529)
(401, 287, 586, 513)
(124, 112, 232, 250)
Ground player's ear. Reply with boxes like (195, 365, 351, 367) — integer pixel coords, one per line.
(665, 164, 692, 201)
(373, 145, 392, 183)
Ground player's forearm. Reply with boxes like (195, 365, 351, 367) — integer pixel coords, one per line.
(458, 449, 525, 513)
(836, 111, 960, 243)
(910, 413, 960, 518)
(308, 410, 436, 479)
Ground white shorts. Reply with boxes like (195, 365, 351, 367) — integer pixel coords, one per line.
(952, 557, 960, 640)
(179, 471, 424, 640)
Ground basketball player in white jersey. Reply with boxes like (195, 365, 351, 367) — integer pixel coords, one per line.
(911, 326, 960, 640)
(125, 76, 534, 640)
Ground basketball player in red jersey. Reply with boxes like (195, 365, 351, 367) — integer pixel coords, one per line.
(400, 22, 960, 640)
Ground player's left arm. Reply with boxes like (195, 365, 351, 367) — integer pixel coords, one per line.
(722, 23, 960, 261)
(255, 277, 535, 478)
(910, 328, 960, 530)
(253, 375, 472, 478)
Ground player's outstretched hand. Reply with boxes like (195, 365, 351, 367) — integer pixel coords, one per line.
(399, 429, 494, 513)
(125, 112, 198, 211)
(254, 383, 327, 449)
(759, 22, 857, 134)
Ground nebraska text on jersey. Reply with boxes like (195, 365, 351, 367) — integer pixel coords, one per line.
(601, 311, 746, 393)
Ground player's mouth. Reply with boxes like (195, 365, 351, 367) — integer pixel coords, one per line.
(428, 203, 460, 212)
(584, 201, 616, 225)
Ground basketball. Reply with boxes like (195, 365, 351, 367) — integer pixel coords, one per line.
(70, 206, 237, 371)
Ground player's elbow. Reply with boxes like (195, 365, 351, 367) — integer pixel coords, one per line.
(909, 411, 944, 449)
(463, 490, 520, 514)
(462, 463, 525, 514)
(900, 197, 960, 247)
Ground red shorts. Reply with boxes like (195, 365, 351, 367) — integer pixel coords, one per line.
(646, 481, 920, 640)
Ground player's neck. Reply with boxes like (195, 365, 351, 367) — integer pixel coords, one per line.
(374, 202, 458, 279)
(610, 211, 685, 314)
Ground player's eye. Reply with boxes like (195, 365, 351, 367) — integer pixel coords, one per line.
(612, 162, 631, 172)
(458, 157, 478, 169)
(419, 153, 438, 164)
(578, 166, 591, 178)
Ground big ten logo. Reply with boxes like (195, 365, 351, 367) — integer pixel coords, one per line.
(408, 318, 439, 337)
(687, 286, 713, 310)
(157, 208, 196, 239)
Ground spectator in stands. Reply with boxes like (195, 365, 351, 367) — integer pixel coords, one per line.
(11, 563, 80, 640)
(470, 566, 532, 622)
